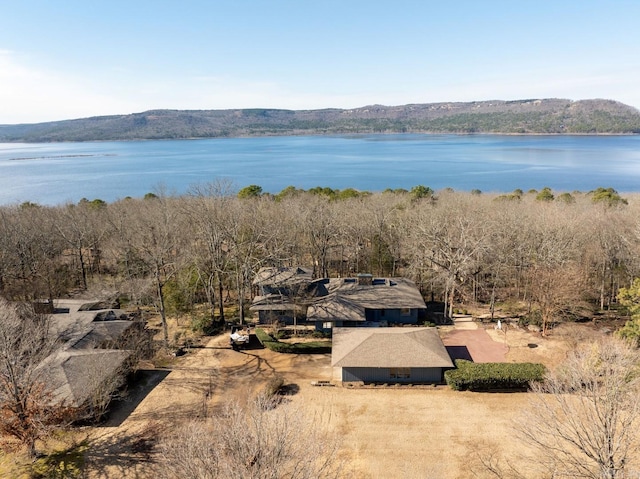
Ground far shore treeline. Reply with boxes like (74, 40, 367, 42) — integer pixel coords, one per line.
(1, 98, 639, 142)
(1, 182, 636, 336)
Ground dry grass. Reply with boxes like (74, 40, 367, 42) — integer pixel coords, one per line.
(5, 317, 611, 478)
(295, 386, 533, 479)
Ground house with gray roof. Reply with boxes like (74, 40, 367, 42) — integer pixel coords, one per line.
(250, 269, 428, 330)
(307, 275, 427, 331)
(37, 298, 144, 418)
(39, 348, 131, 416)
(250, 266, 323, 324)
(331, 327, 453, 384)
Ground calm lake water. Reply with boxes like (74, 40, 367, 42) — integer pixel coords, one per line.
(1, 134, 639, 205)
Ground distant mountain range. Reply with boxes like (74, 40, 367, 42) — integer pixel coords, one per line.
(1, 99, 639, 142)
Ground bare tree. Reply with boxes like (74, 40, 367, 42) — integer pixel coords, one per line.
(524, 205, 585, 335)
(51, 200, 108, 290)
(0, 298, 68, 457)
(582, 207, 635, 310)
(520, 337, 640, 479)
(0, 205, 68, 300)
(157, 395, 342, 479)
(407, 194, 490, 318)
(186, 181, 235, 322)
(224, 198, 278, 323)
(109, 195, 185, 347)
(301, 196, 340, 279)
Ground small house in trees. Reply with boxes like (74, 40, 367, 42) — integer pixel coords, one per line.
(331, 327, 453, 384)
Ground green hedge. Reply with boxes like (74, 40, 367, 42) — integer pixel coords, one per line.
(255, 327, 275, 344)
(255, 328, 331, 354)
(444, 359, 546, 391)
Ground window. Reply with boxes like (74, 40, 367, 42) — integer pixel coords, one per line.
(390, 368, 411, 379)
(401, 308, 411, 316)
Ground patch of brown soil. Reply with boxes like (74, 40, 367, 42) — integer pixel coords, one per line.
(83, 333, 331, 478)
(82, 320, 592, 478)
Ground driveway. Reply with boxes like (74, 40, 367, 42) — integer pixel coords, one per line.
(442, 321, 508, 363)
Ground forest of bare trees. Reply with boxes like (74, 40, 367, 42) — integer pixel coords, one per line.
(0, 184, 638, 333)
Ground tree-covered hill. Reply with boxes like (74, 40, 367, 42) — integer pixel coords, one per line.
(1, 98, 639, 142)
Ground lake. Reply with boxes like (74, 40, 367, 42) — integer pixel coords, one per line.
(1, 134, 639, 205)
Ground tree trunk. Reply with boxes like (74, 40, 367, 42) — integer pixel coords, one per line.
(217, 273, 225, 322)
(78, 245, 88, 290)
(237, 269, 245, 325)
(448, 284, 455, 319)
(490, 284, 496, 321)
(156, 266, 169, 347)
(600, 262, 606, 311)
(443, 283, 449, 320)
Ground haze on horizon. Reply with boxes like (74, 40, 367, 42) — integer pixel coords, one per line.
(1, 0, 639, 125)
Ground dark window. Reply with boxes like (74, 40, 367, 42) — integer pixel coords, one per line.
(390, 367, 411, 379)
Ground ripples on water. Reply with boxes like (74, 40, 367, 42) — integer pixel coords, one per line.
(0, 134, 638, 205)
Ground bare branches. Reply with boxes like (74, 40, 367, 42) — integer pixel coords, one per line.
(0, 297, 67, 457)
(157, 395, 343, 479)
(519, 337, 640, 479)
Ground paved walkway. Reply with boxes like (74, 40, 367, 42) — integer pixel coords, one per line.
(442, 320, 508, 362)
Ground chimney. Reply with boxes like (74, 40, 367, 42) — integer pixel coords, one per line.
(357, 273, 373, 286)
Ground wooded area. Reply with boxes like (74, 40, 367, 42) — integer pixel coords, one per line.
(1, 183, 636, 335)
(1, 99, 639, 142)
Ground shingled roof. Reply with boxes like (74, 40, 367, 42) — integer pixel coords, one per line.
(252, 266, 313, 286)
(332, 327, 453, 368)
(307, 277, 426, 323)
(39, 348, 131, 407)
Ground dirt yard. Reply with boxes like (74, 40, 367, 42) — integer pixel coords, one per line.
(77, 318, 603, 478)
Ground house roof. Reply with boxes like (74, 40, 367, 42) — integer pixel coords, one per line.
(51, 299, 131, 340)
(39, 348, 132, 407)
(307, 277, 426, 323)
(331, 327, 453, 368)
(252, 266, 314, 286)
(249, 294, 308, 313)
(35, 298, 137, 408)
(69, 321, 136, 350)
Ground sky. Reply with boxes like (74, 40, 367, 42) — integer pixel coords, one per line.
(1, 0, 639, 124)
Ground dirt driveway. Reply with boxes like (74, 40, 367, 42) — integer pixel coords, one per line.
(83, 320, 576, 478)
(84, 333, 333, 478)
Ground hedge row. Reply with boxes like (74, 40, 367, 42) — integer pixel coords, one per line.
(255, 328, 332, 354)
(444, 359, 546, 391)
(254, 327, 275, 344)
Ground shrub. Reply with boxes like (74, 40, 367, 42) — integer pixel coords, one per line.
(265, 341, 332, 354)
(311, 330, 330, 339)
(263, 375, 285, 398)
(274, 330, 290, 340)
(254, 329, 331, 354)
(518, 309, 542, 327)
(255, 327, 275, 344)
(445, 359, 546, 391)
(190, 315, 220, 335)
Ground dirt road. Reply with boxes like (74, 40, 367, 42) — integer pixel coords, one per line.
(83, 320, 573, 478)
(84, 334, 332, 478)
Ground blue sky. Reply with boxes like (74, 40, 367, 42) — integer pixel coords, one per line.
(1, 0, 639, 123)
